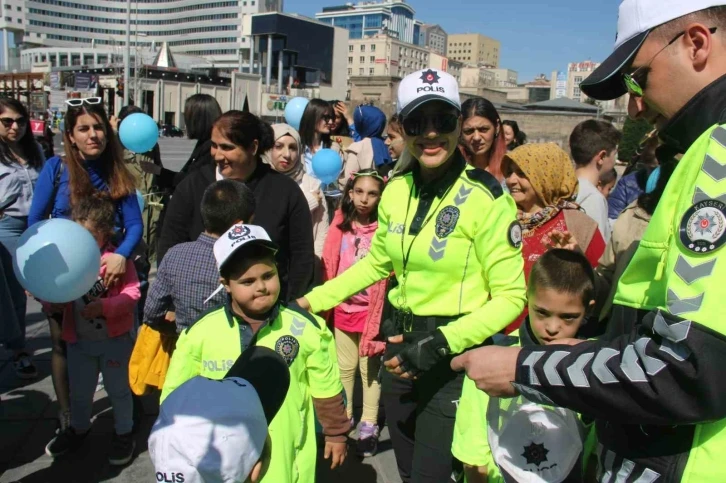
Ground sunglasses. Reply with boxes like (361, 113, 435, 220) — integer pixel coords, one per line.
(322, 114, 335, 123)
(623, 27, 717, 97)
(402, 113, 459, 137)
(0, 116, 27, 128)
(65, 97, 102, 107)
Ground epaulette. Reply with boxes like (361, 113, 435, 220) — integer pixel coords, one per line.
(284, 301, 321, 329)
(466, 168, 503, 199)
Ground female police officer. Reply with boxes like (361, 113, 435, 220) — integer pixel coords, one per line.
(298, 69, 526, 482)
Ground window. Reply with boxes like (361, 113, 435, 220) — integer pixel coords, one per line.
(348, 56, 353, 64)
(359, 56, 365, 63)
(573, 87, 581, 98)
(4, 16, 10, 21)
(369, 67, 374, 75)
(16, 6, 21, 10)
(251, 1, 255, 5)
(2, 5, 8, 9)
(348, 68, 352, 75)
(369, 56, 374, 63)
(371, 44, 376, 52)
(574, 76, 583, 84)
(349, 45, 354, 52)
(16, 18, 20, 22)
(361, 45, 365, 52)
(359, 68, 364, 75)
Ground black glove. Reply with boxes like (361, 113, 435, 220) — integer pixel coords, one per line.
(395, 329, 451, 376)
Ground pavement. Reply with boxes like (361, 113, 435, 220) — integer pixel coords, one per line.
(0, 137, 403, 483)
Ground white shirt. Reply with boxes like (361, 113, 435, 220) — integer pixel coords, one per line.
(576, 177, 611, 241)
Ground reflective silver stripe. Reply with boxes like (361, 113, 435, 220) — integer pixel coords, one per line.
(633, 338, 667, 376)
(674, 255, 716, 285)
(613, 458, 635, 483)
(592, 348, 619, 384)
(543, 350, 569, 386)
(667, 289, 704, 316)
(633, 468, 661, 483)
(428, 238, 447, 261)
(711, 125, 726, 148)
(658, 338, 691, 362)
(521, 351, 545, 385)
(453, 185, 473, 206)
(290, 317, 306, 336)
(601, 448, 616, 483)
(701, 153, 726, 182)
(621, 344, 648, 382)
(566, 352, 594, 388)
(692, 186, 726, 205)
(652, 310, 691, 342)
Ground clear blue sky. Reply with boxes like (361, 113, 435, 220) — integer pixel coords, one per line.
(284, 0, 620, 82)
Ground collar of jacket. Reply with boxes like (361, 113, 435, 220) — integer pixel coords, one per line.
(411, 150, 467, 198)
(201, 158, 271, 190)
(224, 298, 281, 329)
(659, 73, 726, 156)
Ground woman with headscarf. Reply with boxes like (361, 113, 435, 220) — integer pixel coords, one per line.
(267, 123, 329, 261)
(502, 143, 606, 332)
(342, 105, 392, 186)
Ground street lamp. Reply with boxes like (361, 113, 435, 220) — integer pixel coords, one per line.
(123, 0, 130, 106)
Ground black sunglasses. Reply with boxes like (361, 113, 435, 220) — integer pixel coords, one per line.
(402, 113, 459, 137)
(0, 116, 27, 128)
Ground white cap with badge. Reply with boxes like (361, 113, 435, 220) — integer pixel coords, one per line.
(581, 0, 726, 100)
(214, 224, 278, 272)
(396, 68, 461, 117)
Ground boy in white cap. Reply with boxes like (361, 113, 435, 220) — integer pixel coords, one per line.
(149, 346, 290, 483)
(161, 224, 350, 483)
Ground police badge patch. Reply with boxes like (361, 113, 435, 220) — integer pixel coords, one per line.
(508, 221, 523, 249)
(679, 199, 726, 254)
(275, 335, 300, 366)
(435, 206, 460, 239)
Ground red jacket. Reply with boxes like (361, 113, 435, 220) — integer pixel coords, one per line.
(45, 245, 141, 343)
(322, 210, 387, 357)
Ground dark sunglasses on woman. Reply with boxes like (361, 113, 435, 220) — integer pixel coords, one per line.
(0, 116, 27, 128)
(402, 113, 459, 137)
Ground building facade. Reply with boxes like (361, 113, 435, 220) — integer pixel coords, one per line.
(347, 32, 429, 79)
(419, 23, 446, 56)
(550, 61, 628, 121)
(0, 0, 25, 70)
(316, 0, 416, 44)
(447, 33, 500, 67)
(427, 51, 461, 82)
(484, 68, 517, 87)
(21, 0, 282, 72)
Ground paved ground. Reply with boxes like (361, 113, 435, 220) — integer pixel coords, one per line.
(1, 137, 403, 483)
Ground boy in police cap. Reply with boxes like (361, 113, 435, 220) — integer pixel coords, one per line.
(149, 346, 290, 483)
(161, 224, 350, 483)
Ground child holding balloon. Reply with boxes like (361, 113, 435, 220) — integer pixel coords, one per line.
(321, 169, 387, 457)
(44, 192, 140, 466)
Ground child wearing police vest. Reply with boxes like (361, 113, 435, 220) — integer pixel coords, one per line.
(453, 249, 597, 483)
(161, 224, 350, 483)
(322, 169, 387, 457)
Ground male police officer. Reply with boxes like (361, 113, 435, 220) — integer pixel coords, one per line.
(453, 1, 726, 481)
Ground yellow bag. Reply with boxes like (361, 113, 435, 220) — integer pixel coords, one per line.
(128, 324, 177, 396)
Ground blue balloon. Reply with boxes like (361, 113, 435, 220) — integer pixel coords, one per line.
(284, 97, 310, 131)
(311, 149, 343, 185)
(119, 112, 159, 154)
(13, 219, 101, 303)
(136, 189, 145, 212)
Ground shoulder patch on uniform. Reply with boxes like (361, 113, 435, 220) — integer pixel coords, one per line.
(285, 302, 321, 329)
(466, 168, 503, 199)
(275, 335, 300, 366)
(508, 221, 523, 249)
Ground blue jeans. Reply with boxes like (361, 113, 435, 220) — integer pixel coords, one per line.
(0, 215, 28, 351)
(67, 334, 134, 435)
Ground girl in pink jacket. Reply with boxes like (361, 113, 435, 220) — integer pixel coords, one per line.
(44, 192, 140, 466)
(322, 169, 388, 458)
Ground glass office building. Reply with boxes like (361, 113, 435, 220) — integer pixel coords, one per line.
(315, 0, 417, 44)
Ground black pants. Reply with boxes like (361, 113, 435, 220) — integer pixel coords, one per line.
(381, 344, 464, 483)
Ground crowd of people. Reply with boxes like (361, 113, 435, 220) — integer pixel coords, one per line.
(2, 0, 726, 481)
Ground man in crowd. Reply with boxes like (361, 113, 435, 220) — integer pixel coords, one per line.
(453, 1, 726, 481)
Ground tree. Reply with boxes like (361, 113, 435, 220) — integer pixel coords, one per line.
(619, 117, 652, 164)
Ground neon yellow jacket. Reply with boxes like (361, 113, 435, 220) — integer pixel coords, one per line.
(161, 303, 342, 483)
(306, 154, 526, 353)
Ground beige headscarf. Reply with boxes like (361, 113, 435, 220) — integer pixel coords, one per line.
(266, 123, 304, 183)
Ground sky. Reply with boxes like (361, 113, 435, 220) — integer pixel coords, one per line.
(283, 0, 620, 82)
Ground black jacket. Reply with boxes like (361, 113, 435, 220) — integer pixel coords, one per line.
(156, 159, 315, 301)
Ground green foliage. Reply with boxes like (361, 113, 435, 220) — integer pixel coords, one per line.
(619, 117, 652, 163)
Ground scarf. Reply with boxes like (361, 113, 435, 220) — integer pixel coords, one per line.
(354, 105, 391, 167)
(503, 143, 580, 233)
(264, 123, 305, 184)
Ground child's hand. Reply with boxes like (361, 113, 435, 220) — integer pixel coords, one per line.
(296, 297, 311, 312)
(81, 300, 104, 319)
(324, 441, 347, 469)
(102, 253, 127, 287)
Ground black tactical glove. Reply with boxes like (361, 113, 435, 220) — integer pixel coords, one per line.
(394, 329, 451, 376)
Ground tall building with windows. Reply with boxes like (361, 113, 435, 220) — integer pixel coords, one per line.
(0, 0, 25, 70)
(315, 0, 416, 44)
(347, 32, 428, 79)
(447, 33, 500, 67)
(419, 24, 446, 56)
(22, 0, 283, 71)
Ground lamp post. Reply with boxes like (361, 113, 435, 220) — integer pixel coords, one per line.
(123, 0, 131, 106)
